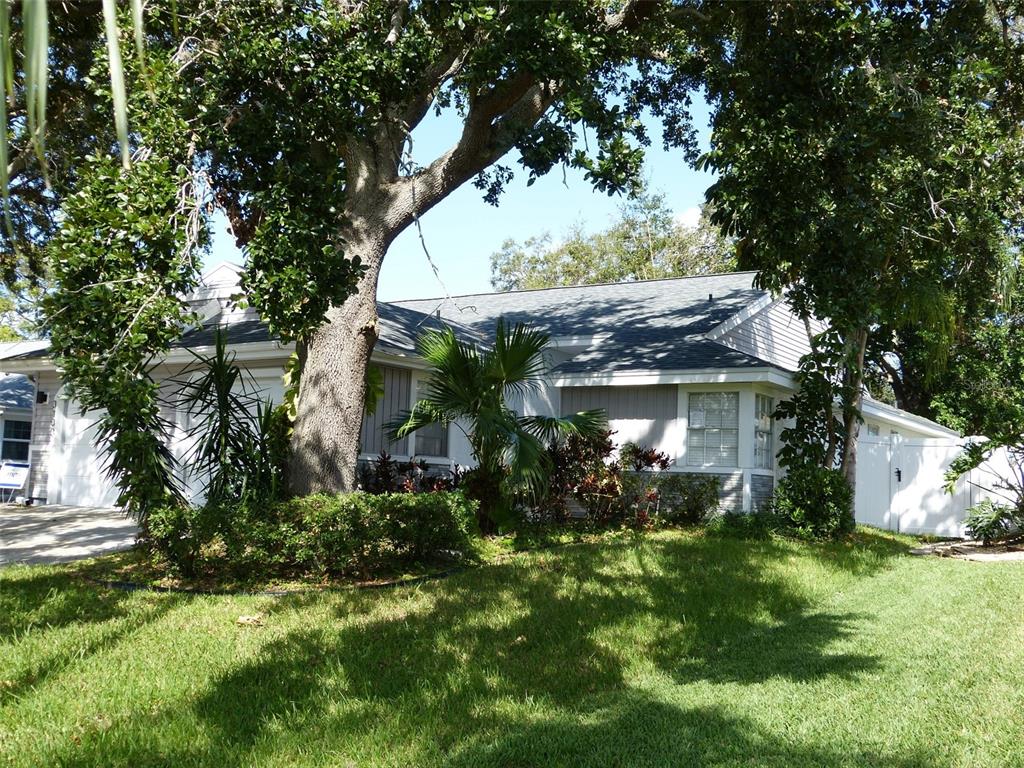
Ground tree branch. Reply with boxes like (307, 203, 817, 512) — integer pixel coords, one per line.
(384, 0, 409, 46)
(390, 79, 558, 230)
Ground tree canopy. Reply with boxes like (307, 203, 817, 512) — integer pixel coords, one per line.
(489, 188, 735, 291)
(16, 0, 1024, 510)
(701, 0, 1024, 482)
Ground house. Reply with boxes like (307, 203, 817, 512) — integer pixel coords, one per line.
(0, 264, 979, 535)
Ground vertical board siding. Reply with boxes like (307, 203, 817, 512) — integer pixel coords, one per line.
(561, 385, 677, 421)
(27, 372, 60, 501)
(718, 302, 827, 372)
(561, 385, 678, 456)
(360, 365, 411, 456)
(751, 474, 774, 511)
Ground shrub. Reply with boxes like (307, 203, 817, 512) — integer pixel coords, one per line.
(536, 429, 620, 522)
(619, 442, 672, 472)
(617, 472, 720, 528)
(964, 500, 1016, 545)
(146, 491, 479, 579)
(770, 465, 854, 540)
(146, 504, 217, 576)
(357, 452, 465, 494)
(705, 510, 786, 539)
(655, 473, 721, 525)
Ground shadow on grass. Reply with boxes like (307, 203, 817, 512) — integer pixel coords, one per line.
(0, 569, 135, 640)
(41, 530, 916, 766)
(0, 567, 186, 703)
(445, 692, 939, 768)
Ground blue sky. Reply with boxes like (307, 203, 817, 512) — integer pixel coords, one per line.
(205, 96, 716, 302)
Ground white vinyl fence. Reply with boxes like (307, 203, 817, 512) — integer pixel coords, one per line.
(855, 434, 1009, 538)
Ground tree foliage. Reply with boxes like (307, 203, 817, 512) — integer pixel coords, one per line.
(29, 0, 1024, 504)
(490, 187, 734, 291)
(701, 1, 1024, 486)
(41, 0, 712, 498)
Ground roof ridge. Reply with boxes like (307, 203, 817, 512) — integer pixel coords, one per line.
(387, 270, 759, 305)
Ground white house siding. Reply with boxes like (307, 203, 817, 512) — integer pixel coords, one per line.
(26, 372, 58, 502)
(716, 301, 826, 372)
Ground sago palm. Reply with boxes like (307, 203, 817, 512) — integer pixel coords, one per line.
(388, 320, 606, 533)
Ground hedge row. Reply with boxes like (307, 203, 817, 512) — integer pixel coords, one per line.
(148, 491, 479, 578)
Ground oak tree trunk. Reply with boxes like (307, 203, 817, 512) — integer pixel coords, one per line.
(288, 226, 387, 496)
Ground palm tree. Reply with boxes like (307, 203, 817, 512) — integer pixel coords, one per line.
(388, 320, 606, 534)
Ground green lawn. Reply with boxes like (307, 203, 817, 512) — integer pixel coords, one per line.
(1, 529, 1022, 768)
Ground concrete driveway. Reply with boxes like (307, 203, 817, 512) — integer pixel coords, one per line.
(0, 505, 138, 566)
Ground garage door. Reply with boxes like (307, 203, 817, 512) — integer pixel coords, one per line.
(52, 396, 120, 508)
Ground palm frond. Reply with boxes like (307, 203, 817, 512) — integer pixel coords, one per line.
(102, 0, 130, 168)
(520, 409, 608, 445)
(485, 318, 550, 394)
(0, 0, 12, 238)
(417, 326, 484, 409)
(0, 1, 11, 102)
(386, 399, 446, 441)
(22, 0, 48, 180)
(503, 426, 550, 501)
(130, 0, 146, 68)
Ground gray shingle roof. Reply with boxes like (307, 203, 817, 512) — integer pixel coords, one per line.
(176, 302, 488, 357)
(0, 272, 782, 375)
(394, 272, 779, 373)
(0, 373, 34, 409)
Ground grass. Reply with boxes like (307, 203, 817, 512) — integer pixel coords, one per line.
(1, 527, 1022, 767)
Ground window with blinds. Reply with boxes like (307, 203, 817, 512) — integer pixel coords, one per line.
(754, 394, 774, 470)
(413, 379, 448, 458)
(687, 392, 739, 467)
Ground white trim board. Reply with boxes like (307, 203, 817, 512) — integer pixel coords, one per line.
(553, 368, 795, 389)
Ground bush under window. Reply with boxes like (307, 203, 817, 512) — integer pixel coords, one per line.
(769, 465, 854, 540)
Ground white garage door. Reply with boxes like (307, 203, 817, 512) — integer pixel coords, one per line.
(52, 397, 120, 508)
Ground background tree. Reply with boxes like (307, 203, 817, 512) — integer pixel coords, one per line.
(490, 186, 734, 291)
(867, 241, 1021, 418)
(701, 1, 1024, 489)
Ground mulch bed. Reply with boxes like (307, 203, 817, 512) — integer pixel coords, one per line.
(910, 536, 1024, 562)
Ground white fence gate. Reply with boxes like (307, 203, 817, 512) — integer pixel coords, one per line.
(854, 434, 988, 538)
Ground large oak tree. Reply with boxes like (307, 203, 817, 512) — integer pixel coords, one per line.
(31, 0, 1024, 512)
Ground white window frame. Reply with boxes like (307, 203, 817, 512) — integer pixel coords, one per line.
(686, 391, 740, 467)
(754, 394, 774, 470)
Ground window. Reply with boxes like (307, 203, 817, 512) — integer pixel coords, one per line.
(687, 392, 739, 467)
(2, 420, 31, 462)
(754, 394, 774, 470)
(867, 424, 880, 437)
(413, 380, 448, 457)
